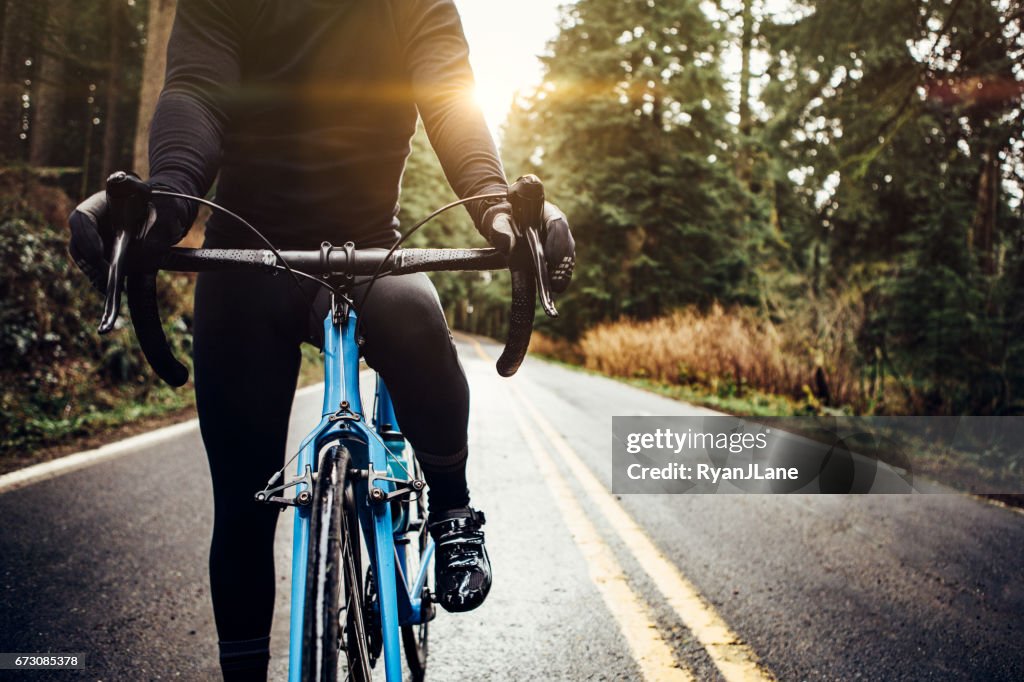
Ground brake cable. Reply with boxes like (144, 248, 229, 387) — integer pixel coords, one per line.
(151, 190, 333, 317)
(354, 191, 507, 344)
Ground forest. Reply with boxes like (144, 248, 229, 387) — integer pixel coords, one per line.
(1, 0, 1023, 458)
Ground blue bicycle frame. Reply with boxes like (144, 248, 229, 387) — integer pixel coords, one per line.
(287, 307, 435, 682)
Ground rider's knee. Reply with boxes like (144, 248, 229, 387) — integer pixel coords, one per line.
(367, 278, 450, 352)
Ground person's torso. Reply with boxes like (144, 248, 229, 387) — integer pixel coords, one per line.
(209, 0, 417, 248)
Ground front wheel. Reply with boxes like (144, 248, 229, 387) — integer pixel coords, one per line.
(302, 446, 371, 682)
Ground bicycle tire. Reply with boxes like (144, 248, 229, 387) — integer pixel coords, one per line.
(302, 446, 371, 682)
(401, 455, 433, 682)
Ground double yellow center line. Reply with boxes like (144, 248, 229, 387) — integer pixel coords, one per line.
(513, 405, 693, 680)
(460, 333, 775, 682)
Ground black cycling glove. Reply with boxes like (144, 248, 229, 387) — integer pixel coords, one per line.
(481, 199, 576, 294)
(68, 174, 194, 294)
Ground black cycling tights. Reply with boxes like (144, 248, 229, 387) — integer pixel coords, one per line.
(193, 265, 470, 680)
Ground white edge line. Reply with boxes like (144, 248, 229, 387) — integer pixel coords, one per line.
(0, 382, 326, 495)
(0, 419, 199, 494)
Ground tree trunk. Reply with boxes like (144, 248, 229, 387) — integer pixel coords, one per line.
(100, 0, 126, 179)
(970, 146, 1000, 276)
(0, 0, 34, 161)
(133, 0, 177, 176)
(28, 0, 73, 167)
(736, 0, 754, 188)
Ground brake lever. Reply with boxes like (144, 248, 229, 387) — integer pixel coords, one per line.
(509, 174, 558, 319)
(523, 226, 558, 318)
(97, 172, 151, 335)
(98, 228, 133, 334)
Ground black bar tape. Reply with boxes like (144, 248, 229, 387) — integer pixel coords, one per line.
(126, 271, 189, 387)
(496, 267, 536, 377)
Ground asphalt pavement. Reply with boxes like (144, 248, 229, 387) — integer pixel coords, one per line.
(1, 336, 1022, 681)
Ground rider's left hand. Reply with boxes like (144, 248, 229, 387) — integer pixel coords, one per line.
(482, 200, 576, 294)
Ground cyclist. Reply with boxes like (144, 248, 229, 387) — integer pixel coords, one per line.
(67, 1, 574, 679)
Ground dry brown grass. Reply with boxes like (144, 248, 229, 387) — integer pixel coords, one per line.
(529, 332, 582, 364)
(534, 302, 908, 414)
(578, 305, 810, 397)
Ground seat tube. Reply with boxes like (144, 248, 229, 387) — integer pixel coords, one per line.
(374, 378, 400, 433)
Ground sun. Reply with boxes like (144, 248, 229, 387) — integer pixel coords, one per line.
(458, 0, 561, 139)
(454, 0, 562, 140)
(472, 83, 514, 139)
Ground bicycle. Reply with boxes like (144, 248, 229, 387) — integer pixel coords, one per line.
(92, 171, 559, 681)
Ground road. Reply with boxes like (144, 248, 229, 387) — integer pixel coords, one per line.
(1, 335, 1023, 681)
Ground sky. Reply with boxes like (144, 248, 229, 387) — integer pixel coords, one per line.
(454, 0, 568, 141)
(452, 0, 771, 141)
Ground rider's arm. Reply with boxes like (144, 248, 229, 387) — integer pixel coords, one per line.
(148, 0, 243, 220)
(395, 0, 509, 231)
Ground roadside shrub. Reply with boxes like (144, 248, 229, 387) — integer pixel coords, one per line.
(0, 172, 195, 456)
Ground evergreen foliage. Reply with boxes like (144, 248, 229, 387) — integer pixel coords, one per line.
(492, 0, 1024, 414)
(2, 0, 1023, 426)
(502, 0, 763, 330)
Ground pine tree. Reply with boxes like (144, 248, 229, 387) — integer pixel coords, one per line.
(28, 0, 74, 167)
(760, 0, 1024, 413)
(0, 0, 40, 161)
(504, 0, 759, 333)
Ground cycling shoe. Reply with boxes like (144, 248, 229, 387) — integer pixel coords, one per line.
(428, 507, 491, 613)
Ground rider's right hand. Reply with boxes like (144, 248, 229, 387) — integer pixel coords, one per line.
(68, 175, 192, 294)
(481, 199, 576, 294)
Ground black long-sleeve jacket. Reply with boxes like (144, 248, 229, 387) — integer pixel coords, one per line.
(149, 0, 507, 248)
